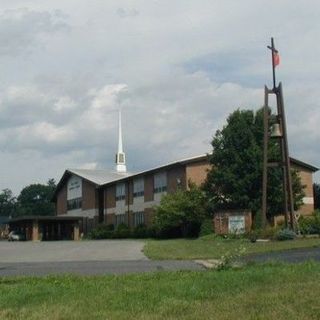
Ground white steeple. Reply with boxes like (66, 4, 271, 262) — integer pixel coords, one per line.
(115, 109, 127, 173)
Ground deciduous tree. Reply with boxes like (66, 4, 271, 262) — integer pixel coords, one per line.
(16, 179, 56, 216)
(204, 108, 305, 222)
(0, 189, 16, 217)
(153, 184, 207, 237)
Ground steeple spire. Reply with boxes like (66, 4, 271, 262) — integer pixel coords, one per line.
(115, 109, 127, 173)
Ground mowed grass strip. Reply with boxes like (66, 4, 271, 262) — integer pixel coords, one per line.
(144, 235, 320, 260)
(0, 263, 320, 320)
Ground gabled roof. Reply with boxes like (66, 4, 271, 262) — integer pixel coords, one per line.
(67, 169, 130, 185)
(53, 153, 318, 200)
(290, 158, 318, 172)
(52, 168, 131, 200)
(99, 154, 210, 186)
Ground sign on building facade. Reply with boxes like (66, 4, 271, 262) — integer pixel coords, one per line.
(228, 216, 245, 234)
(67, 175, 82, 200)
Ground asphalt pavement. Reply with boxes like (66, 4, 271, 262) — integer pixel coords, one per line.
(244, 246, 320, 263)
(0, 240, 147, 263)
(0, 241, 320, 277)
(0, 260, 204, 276)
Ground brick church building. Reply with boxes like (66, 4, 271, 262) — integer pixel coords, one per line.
(53, 111, 318, 235)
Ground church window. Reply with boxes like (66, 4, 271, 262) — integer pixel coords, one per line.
(154, 172, 167, 193)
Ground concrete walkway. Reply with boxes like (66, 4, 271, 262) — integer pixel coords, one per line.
(0, 240, 147, 263)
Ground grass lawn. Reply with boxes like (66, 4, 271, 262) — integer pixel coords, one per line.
(1, 263, 320, 319)
(144, 235, 320, 260)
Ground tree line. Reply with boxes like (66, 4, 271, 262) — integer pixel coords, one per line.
(0, 179, 56, 217)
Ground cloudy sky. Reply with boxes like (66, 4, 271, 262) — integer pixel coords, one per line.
(0, 0, 319, 194)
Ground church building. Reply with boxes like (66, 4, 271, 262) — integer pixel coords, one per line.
(53, 110, 318, 235)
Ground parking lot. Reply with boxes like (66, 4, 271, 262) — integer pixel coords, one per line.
(0, 240, 147, 263)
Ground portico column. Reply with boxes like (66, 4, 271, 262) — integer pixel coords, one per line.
(73, 222, 80, 241)
(32, 220, 39, 241)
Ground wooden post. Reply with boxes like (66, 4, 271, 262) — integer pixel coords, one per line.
(262, 86, 269, 228)
(73, 222, 80, 241)
(278, 83, 295, 229)
(263, 38, 295, 230)
(32, 220, 39, 241)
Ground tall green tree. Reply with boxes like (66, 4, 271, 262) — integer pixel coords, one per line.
(0, 189, 16, 217)
(16, 179, 57, 216)
(204, 108, 305, 222)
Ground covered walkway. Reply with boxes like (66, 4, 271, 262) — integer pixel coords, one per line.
(8, 216, 81, 241)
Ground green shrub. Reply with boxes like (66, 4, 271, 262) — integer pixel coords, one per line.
(275, 228, 296, 241)
(88, 224, 114, 239)
(247, 230, 258, 242)
(153, 225, 182, 239)
(132, 224, 149, 238)
(199, 219, 214, 237)
(113, 223, 131, 238)
(153, 184, 207, 238)
(298, 211, 320, 235)
(259, 226, 280, 239)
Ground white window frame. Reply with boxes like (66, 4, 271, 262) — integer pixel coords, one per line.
(116, 183, 126, 201)
(133, 177, 144, 198)
(115, 213, 126, 226)
(133, 211, 145, 227)
(154, 172, 167, 193)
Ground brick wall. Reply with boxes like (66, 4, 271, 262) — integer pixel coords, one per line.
(56, 184, 67, 215)
(126, 180, 133, 205)
(105, 185, 116, 209)
(144, 174, 154, 202)
(292, 164, 315, 216)
(82, 180, 97, 210)
(167, 165, 186, 193)
(127, 211, 133, 229)
(105, 213, 115, 225)
(186, 160, 211, 187)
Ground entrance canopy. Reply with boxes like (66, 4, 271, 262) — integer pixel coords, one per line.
(8, 216, 82, 241)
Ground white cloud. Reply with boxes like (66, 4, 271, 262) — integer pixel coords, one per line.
(0, 0, 319, 194)
(53, 96, 77, 112)
(0, 8, 69, 56)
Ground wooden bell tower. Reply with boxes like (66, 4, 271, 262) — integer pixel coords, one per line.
(261, 38, 295, 230)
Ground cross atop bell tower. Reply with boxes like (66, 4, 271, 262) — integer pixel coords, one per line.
(115, 109, 127, 173)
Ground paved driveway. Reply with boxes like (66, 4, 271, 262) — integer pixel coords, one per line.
(0, 260, 204, 276)
(0, 240, 147, 263)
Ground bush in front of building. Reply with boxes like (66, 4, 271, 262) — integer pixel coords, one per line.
(113, 223, 131, 238)
(275, 228, 296, 241)
(132, 224, 149, 238)
(88, 224, 114, 239)
(199, 219, 214, 237)
(299, 210, 320, 235)
(249, 225, 280, 240)
(153, 184, 207, 238)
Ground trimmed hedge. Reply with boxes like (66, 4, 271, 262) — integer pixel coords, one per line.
(88, 223, 152, 239)
(88, 224, 114, 239)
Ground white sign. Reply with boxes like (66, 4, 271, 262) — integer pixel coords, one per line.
(228, 216, 245, 234)
(67, 175, 82, 200)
